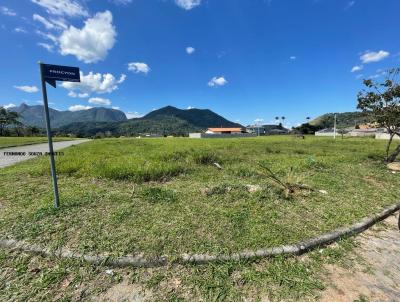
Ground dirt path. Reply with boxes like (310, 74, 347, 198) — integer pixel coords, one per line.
(0, 140, 91, 168)
(320, 213, 400, 302)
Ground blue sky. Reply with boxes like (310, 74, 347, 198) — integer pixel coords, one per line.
(0, 0, 399, 127)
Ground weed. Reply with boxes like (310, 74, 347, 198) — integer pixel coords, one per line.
(139, 187, 177, 203)
(192, 151, 221, 165)
(259, 162, 313, 198)
(354, 294, 369, 302)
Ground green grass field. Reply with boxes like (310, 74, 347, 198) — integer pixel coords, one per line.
(0, 136, 398, 300)
(0, 136, 75, 148)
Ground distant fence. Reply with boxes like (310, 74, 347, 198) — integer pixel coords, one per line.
(375, 133, 400, 140)
(189, 133, 257, 139)
(315, 132, 335, 137)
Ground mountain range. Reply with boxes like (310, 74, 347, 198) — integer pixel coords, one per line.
(12, 103, 127, 128)
(11, 104, 242, 137)
(9, 103, 373, 137)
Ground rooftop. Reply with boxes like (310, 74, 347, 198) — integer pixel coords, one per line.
(208, 128, 243, 132)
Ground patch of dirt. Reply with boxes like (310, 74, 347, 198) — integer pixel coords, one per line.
(94, 281, 153, 302)
(320, 214, 400, 302)
(362, 176, 385, 189)
(387, 162, 400, 172)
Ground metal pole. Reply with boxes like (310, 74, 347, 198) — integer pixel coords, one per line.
(39, 62, 60, 208)
(333, 113, 337, 139)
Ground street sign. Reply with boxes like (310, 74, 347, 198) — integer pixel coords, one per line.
(42, 64, 80, 88)
(39, 62, 81, 208)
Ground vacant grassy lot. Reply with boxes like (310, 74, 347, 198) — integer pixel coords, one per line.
(1, 136, 398, 255)
(0, 136, 74, 148)
(0, 136, 399, 300)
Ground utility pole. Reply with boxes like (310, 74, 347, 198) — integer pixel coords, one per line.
(333, 113, 337, 139)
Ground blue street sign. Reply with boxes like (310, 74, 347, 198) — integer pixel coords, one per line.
(43, 64, 80, 88)
(39, 62, 81, 208)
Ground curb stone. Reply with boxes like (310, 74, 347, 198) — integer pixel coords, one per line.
(1, 203, 399, 268)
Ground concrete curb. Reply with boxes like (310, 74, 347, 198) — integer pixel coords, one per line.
(1, 203, 399, 268)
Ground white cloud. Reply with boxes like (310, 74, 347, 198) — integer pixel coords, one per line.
(208, 76, 228, 87)
(368, 70, 387, 80)
(59, 11, 116, 63)
(88, 97, 111, 106)
(254, 118, 264, 124)
(186, 47, 195, 54)
(112, 106, 120, 110)
(31, 0, 88, 17)
(33, 14, 57, 30)
(36, 30, 58, 43)
(126, 111, 143, 119)
(128, 62, 150, 74)
(351, 65, 363, 72)
(2, 103, 17, 109)
(187, 106, 194, 109)
(38, 42, 54, 52)
(62, 71, 126, 95)
(68, 91, 88, 98)
(15, 27, 27, 33)
(1, 6, 16, 16)
(69, 105, 92, 111)
(360, 50, 390, 64)
(50, 18, 68, 29)
(290, 56, 296, 60)
(14, 85, 39, 93)
(175, 0, 201, 10)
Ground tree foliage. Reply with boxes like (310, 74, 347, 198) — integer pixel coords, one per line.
(357, 68, 400, 162)
(0, 107, 24, 136)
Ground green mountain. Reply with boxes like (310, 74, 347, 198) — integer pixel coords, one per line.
(309, 111, 373, 129)
(58, 106, 243, 137)
(12, 103, 127, 128)
(143, 106, 241, 128)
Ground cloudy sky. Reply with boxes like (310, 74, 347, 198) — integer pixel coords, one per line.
(0, 0, 399, 126)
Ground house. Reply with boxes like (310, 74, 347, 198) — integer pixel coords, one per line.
(189, 127, 256, 138)
(246, 125, 289, 135)
(205, 127, 243, 134)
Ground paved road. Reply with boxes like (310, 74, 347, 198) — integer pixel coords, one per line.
(0, 140, 91, 168)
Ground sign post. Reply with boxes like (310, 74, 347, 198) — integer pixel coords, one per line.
(38, 62, 80, 209)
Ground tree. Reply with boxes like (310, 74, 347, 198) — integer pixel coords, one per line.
(0, 107, 7, 136)
(7, 111, 23, 136)
(275, 116, 280, 125)
(294, 123, 322, 135)
(27, 126, 40, 136)
(0, 107, 23, 136)
(281, 116, 286, 125)
(357, 68, 400, 162)
(337, 128, 349, 139)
